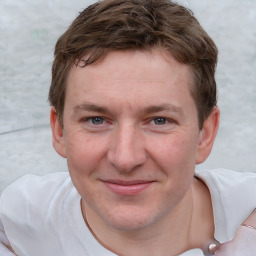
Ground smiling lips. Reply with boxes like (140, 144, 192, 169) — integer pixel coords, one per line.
(102, 180, 154, 196)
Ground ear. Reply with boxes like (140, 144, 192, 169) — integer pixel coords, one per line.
(50, 107, 67, 158)
(196, 107, 220, 164)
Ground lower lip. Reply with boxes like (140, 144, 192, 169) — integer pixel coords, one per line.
(103, 182, 153, 196)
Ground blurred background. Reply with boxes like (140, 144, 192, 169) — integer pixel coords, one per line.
(0, 0, 256, 193)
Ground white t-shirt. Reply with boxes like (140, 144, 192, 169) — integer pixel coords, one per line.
(0, 169, 256, 256)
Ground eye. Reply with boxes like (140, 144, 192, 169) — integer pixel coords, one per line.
(152, 117, 167, 125)
(89, 117, 104, 125)
(81, 116, 113, 132)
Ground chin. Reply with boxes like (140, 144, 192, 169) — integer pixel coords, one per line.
(103, 205, 160, 232)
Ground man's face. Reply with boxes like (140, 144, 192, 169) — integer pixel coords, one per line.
(52, 49, 210, 231)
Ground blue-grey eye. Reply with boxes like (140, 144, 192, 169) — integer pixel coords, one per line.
(91, 117, 104, 125)
(153, 118, 167, 125)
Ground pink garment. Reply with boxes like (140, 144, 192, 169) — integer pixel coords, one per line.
(216, 226, 256, 256)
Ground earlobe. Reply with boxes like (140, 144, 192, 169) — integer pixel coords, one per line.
(196, 107, 220, 164)
(50, 107, 67, 158)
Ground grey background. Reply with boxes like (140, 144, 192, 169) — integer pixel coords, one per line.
(0, 0, 255, 193)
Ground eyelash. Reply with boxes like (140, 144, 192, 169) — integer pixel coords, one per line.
(89, 117, 104, 125)
(82, 116, 107, 125)
(81, 116, 176, 129)
(150, 117, 169, 125)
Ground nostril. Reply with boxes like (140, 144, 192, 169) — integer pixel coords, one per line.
(107, 147, 146, 172)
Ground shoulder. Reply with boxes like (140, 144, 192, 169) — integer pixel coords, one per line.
(195, 169, 256, 242)
(196, 168, 256, 182)
(0, 172, 79, 255)
(196, 168, 256, 196)
(0, 172, 73, 225)
(0, 173, 113, 256)
(196, 168, 256, 204)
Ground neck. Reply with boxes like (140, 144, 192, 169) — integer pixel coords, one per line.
(188, 177, 215, 250)
(82, 178, 214, 256)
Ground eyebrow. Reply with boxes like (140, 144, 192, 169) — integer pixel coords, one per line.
(143, 104, 184, 115)
(73, 103, 184, 116)
(73, 103, 111, 115)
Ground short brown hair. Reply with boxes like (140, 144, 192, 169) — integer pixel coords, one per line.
(49, 0, 218, 129)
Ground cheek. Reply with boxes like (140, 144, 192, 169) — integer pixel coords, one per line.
(65, 132, 107, 177)
(150, 133, 199, 168)
(147, 132, 199, 191)
(65, 133, 109, 201)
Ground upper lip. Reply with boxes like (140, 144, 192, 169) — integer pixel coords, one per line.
(101, 179, 155, 186)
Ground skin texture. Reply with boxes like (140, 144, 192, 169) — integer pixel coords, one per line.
(51, 49, 220, 255)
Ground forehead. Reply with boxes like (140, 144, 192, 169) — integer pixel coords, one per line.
(68, 49, 193, 87)
(65, 49, 195, 112)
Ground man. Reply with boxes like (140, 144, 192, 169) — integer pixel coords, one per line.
(0, 0, 256, 255)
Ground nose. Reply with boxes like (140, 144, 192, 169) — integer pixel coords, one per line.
(107, 124, 147, 173)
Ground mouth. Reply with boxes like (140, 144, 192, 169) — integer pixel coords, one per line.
(101, 179, 155, 196)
